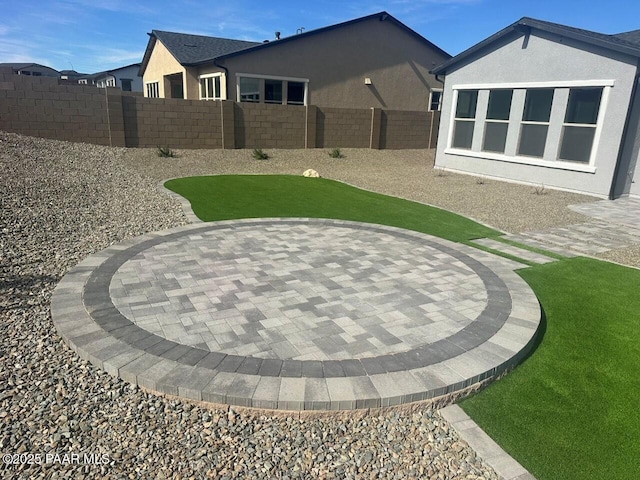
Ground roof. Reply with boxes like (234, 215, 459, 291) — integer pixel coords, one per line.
(140, 11, 450, 75)
(207, 11, 451, 65)
(613, 29, 640, 46)
(432, 17, 640, 75)
(79, 63, 142, 81)
(0, 62, 59, 73)
(139, 31, 260, 75)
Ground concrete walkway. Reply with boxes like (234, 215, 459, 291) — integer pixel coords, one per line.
(52, 218, 541, 411)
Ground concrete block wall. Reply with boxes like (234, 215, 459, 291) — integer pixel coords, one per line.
(234, 102, 306, 149)
(316, 107, 371, 148)
(122, 96, 223, 148)
(0, 68, 115, 146)
(380, 110, 431, 149)
(0, 70, 440, 150)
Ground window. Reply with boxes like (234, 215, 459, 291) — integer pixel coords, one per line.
(452, 90, 478, 149)
(264, 79, 283, 104)
(237, 74, 308, 105)
(121, 79, 132, 92)
(287, 82, 305, 105)
(200, 74, 222, 100)
(429, 90, 442, 111)
(483, 89, 512, 153)
(239, 77, 260, 102)
(518, 89, 554, 157)
(106, 78, 115, 87)
(146, 82, 159, 98)
(559, 87, 603, 163)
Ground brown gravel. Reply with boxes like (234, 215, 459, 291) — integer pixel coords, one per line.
(121, 146, 596, 234)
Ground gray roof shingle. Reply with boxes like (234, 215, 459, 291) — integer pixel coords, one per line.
(152, 31, 261, 65)
(613, 29, 640, 47)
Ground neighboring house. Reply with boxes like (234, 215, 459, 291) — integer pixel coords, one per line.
(79, 63, 142, 92)
(0, 63, 59, 77)
(431, 17, 640, 199)
(139, 11, 450, 111)
(59, 69, 86, 81)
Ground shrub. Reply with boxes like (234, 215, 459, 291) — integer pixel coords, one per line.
(328, 148, 344, 159)
(252, 148, 269, 160)
(156, 146, 175, 158)
(533, 184, 547, 195)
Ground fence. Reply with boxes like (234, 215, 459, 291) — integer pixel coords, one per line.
(0, 68, 440, 150)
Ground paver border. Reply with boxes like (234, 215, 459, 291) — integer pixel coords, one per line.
(52, 218, 541, 410)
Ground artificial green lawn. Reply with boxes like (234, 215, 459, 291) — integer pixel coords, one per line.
(166, 174, 639, 480)
(164, 175, 499, 243)
(461, 257, 640, 480)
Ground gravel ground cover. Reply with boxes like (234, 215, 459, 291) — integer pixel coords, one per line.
(1, 131, 502, 479)
(122, 146, 594, 234)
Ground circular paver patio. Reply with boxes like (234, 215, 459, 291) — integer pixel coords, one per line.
(51, 219, 541, 411)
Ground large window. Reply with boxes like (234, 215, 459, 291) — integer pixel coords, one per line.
(145, 82, 159, 98)
(482, 89, 512, 153)
(559, 87, 603, 163)
(200, 74, 222, 100)
(518, 89, 554, 157)
(447, 82, 610, 170)
(237, 74, 308, 105)
(452, 90, 478, 149)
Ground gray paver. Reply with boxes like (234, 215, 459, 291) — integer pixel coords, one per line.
(51, 218, 541, 411)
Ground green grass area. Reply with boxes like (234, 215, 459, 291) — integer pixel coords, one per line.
(164, 175, 499, 243)
(166, 174, 639, 480)
(461, 257, 640, 480)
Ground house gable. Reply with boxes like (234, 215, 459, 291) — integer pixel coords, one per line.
(217, 13, 451, 110)
(433, 21, 640, 198)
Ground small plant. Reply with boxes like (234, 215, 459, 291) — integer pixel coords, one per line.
(533, 184, 547, 195)
(252, 148, 269, 160)
(156, 145, 175, 158)
(328, 148, 344, 159)
(434, 166, 446, 177)
(476, 176, 486, 185)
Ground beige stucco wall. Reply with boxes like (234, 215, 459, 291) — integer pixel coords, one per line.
(143, 39, 185, 98)
(218, 17, 448, 110)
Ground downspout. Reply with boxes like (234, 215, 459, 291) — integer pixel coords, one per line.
(213, 58, 230, 100)
(608, 58, 640, 200)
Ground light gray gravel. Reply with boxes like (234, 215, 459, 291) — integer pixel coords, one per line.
(121, 145, 595, 233)
(1, 131, 501, 479)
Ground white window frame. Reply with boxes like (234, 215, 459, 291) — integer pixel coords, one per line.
(428, 89, 443, 111)
(445, 80, 614, 173)
(236, 73, 309, 106)
(482, 89, 513, 153)
(145, 81, 160, 98)
(199, 73, 224, 100)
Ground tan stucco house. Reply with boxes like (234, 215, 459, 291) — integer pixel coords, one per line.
(139, 12, 450, 111)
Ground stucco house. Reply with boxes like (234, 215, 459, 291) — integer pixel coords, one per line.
(79, 63, 142, 92)
(431, 17, 640, 199)
(139, 12, 450, 111)
(0, 63, 59, 77)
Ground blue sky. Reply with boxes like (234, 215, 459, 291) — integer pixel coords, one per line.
(1, 0, 638, 74)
